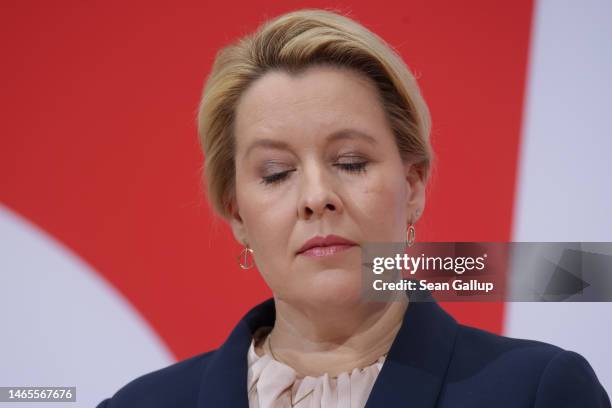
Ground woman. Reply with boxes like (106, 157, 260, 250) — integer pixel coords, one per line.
(97, 8, 610, 408)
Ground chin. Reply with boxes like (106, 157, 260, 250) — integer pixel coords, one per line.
(306, 270, 364, 307)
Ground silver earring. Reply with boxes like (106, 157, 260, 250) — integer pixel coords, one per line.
(237, 245, 255, 269)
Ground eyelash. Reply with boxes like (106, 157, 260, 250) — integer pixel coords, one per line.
(260, 161, 368, 186)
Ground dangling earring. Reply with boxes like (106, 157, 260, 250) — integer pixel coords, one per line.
(406, 210, 419, 247)
(406, 223, 416, 247)
(237, 244, 255, 269)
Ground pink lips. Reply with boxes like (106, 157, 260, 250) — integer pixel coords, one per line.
(297, 234, 357, 257)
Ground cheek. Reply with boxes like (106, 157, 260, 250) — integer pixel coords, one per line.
(241, 195, 290, 252)
(350, 168, 407, 241)
(236, 182, 294, 277)
(236, 173, 289, 230)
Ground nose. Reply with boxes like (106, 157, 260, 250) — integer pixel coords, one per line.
(297, 162, 343, 220)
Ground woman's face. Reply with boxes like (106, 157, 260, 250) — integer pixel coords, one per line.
(230, 65, 424, 308)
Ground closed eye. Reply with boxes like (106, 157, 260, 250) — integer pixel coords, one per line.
(260, 161, 368, 186)
(335, 161, 368, 173)
(260, 169, 295, 185)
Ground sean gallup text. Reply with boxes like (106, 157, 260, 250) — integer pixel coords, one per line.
(373, 279, 495, 293)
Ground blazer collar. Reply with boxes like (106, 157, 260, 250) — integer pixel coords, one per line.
(197, 288, 458, 408)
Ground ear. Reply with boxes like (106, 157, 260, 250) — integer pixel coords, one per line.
(403, 161, 426, 225)
(227, 196, 249, 246)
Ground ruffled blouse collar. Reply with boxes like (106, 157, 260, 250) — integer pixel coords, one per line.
(246, 327, 387, 407)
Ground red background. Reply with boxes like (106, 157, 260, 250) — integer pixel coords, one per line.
(0, 0, 533, 360)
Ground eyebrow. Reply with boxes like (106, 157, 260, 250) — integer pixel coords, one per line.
(243, 128, 378, 159)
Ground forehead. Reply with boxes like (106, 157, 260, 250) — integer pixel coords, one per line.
(233, 65, 391, 145)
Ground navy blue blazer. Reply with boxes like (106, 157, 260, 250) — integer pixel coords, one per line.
(97, 289, 610, 407)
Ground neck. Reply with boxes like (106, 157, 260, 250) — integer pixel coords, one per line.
(257, 291, 409, 378)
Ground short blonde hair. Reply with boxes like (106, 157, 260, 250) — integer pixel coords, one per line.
(197, 8, 433, 220)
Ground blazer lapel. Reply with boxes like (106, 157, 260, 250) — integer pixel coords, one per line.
(365, 290, 458, 408)
(197, 298, 276, 408)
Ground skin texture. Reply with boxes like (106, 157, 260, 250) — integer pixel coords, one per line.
(229, 64, 425, 377)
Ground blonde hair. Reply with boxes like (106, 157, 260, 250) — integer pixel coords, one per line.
(197, 8, 433, 220)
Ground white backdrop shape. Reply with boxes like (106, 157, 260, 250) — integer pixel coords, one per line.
(0, 203, 174, 407)
(508, 0, 612, 395)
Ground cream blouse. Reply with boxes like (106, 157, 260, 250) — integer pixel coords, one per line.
(246, 327, 387, 408)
